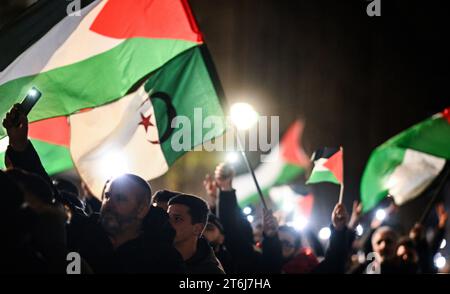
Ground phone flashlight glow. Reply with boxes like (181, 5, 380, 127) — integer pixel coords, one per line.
(28, 88, 39, 98)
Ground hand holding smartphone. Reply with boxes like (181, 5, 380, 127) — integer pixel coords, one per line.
(10, 87, 42, 127)
(21, 87, 42, 115)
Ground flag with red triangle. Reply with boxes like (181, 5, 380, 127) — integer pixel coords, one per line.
(306, 147, 343, 185)
(0, 0, 226, 199)
(234, 120, 311, 207)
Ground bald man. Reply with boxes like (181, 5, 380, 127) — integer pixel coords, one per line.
(100, 174, 152, 249)
(371, 226, 398, 264)
(67, 174, 186, 273)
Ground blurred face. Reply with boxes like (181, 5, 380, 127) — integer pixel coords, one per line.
(396, 244, 418, 264)
(168, 204, 203, 245)
(279, 230, 298, 259)
(371, 229, 396, 262)
(100, 178, 149, 236)
(203, 223, 224, 246)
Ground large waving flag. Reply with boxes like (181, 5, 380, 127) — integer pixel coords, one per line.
(0, 0, 226, 196)
(0, 0, 203, 138)
(361, 107, 450, 212)
(234, 120, 311, 207)
(71, 46, 225, 197)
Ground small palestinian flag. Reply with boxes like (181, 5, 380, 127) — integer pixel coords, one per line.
(306, 147, 343, 185)
(269, 184, 314, 219)
(234, 120, 311, 207)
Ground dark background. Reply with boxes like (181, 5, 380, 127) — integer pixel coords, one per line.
(188, 0, 450, 232)
(1, 0, 449, 239)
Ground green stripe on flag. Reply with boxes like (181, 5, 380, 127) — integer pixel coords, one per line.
(0, 139, 73, 174)
(384, 116, 450, 159)
(360, 114, 450, 212)
(144, 46, 226, 166)
(0, 38, 197, 138)
(360, 146, 406, 212)
(306, 170, 339, 185)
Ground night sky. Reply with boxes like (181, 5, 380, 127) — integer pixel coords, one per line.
(188, 0, 450, 231)
(1, 0, 449, 235)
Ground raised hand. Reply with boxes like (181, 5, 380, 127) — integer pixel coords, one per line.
(348, 200, 363, 230)
(203, 173, 218, 208)
(332, 203, 349, 231)
(2, 103, 28, 151)
(214, 162, 234, 191)
(409, 223, 424, 241)
(263, 209, 279, 237)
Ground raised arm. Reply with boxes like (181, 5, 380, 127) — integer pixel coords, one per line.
(3, 104, 51, 184)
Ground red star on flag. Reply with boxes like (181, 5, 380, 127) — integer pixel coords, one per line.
(139, 113, 154, 132)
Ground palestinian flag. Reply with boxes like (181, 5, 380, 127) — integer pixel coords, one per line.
(269, 184, 314, 219)
(0, 0, 203, 138)
(361, 107, 450, 212)
(0, 0, 226, 197)
(234, 120, 311, 207)
(306, 147, 343, 185)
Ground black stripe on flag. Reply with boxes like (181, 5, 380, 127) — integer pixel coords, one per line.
(310, 146, 339, 162)
(0, 0, 96, 71)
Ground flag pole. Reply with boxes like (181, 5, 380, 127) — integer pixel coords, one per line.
(339, 183, 344, 204)
(418, 164, 450, 224)
(199, 45, 268, 210)
(338, 146, 344, 204)
(235, 127, 268, 210)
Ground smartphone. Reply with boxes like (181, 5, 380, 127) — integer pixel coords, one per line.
(21, 87, 42, 115)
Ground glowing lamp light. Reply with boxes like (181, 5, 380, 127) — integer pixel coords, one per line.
(318, 227, 331, 240)
(225, 152, 240, 164)
(230, 102, 258, 130)
(100, 151, 128, 179)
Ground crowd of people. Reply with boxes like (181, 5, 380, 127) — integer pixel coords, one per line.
(1, 104, 448, 274)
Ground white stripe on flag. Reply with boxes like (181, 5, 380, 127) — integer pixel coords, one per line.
(311, 157, 329, 172)
(386, 149, 445, 205)
(0, 0, 125, 85)
(234, 145, 285, 203)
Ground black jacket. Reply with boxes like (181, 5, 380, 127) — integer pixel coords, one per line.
(415, 226, 446, 274)
(6, 141, 186, 274)
(217, 189, 283, 273)
(69, 203, 189, 274)
(67, 209, 186, 274)
(212, 243, 236, 274)
(313, 226, 355, 273)
(185, 237, 225, 274)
